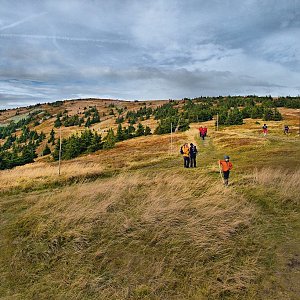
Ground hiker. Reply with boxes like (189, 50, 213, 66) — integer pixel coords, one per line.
(199, 126, 203, 139)
(180, 143, 190, 168)
(189, 143, 198, 168)
(262, 124, 268, 136)
(199, 126, 205, 140)
(203, 126, 208, 138)
(284, 125, 289, 135)
(219, 155, 233, 186)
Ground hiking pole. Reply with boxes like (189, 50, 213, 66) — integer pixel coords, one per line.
(218, 160, 224, 184)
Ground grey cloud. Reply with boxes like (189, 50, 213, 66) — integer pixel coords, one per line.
(0, 0, 300, 108)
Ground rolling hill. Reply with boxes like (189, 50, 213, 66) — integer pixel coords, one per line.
(0, 97, 300, 299)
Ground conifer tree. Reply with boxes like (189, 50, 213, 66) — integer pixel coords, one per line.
(226, 108, 243, 125)
(273, 108, 282, 121)
(42, 144, 51, 156)
(145, 126, 152, 135)
(85, 117, 91, 127)
(48, 129, 55, 145)
(135, 123, 145, 137)
(116, 123, 124, 141)
(103, 128, 116, 149)
(54, 116, 62, 128)
(87, 132, 102, 152)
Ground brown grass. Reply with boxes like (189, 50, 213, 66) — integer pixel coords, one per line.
(0, 132, 186, 194)
(6, 170, 258, 299)
(1, 102, 300, 299)
(0, 161, 104, 192)
(252, 168, 300, 204)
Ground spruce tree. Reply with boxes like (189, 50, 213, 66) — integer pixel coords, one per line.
(226, 108, 243, 125)
(273, 108, 282, 121)
(85, 117, 91, 127)
(116, 123, 124, 141)
(263, 108, 274, 121)
(145, 126, 152, 135)
(103, 128, 116, 149)
(48, 129, 55, 145)
(135, 123, 145, 137)
(54, 116, 62, 128)
(42, 144, 51, 156)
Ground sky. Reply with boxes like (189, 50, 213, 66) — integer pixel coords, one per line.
(0, 0, 300, 109)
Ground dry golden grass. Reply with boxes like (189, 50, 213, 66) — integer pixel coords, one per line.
(252, 168, 300, 204)
(0, 132, 186, 194)
(0, 161, 104, 192)
(6, 170, 258, 299)
(1, 102, 300, 299)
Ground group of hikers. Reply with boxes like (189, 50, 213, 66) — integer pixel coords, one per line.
(180, 143, 198, 168)
(179, 123, 292, 186)
(180, 126, 232, 186)
(180, 141, 233, 186)
(180, 125, 234, 185)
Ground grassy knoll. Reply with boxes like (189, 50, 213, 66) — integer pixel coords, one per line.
(0, 117, 299, 299)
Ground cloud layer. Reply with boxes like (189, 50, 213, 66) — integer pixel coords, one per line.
(0, 0, 300, 108)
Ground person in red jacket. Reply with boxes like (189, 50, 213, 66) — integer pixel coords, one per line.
(219, 155, 233, 186)
(262, 124, 268, 136)
(199, 126, 205, 140)
(203, 126, 208, 138)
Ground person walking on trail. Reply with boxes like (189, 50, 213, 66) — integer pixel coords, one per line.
(284, 125, 289, 135)
(189, 143, 198, 168)
(199, 126, 203, 139)
(180, 143, 190, 168)
(262, 124, 268, 136)
(203, 126, 208, 138)
(219, 156, 233, 186)
(199, 126, 205, 140)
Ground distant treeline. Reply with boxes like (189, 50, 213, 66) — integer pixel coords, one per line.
(0, 125, 45, 170)
(113, 95, 290, 133)
(0, 95, 298, 169)
(52, 122, 152, 161)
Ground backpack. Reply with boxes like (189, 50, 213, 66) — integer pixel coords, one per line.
(180, 146, 184, 154)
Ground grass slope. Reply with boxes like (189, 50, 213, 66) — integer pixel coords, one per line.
(0, 117, 300, 299)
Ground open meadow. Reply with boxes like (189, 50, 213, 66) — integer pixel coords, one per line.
(0, 104, 299, 299)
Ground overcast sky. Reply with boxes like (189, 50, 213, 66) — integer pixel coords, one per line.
(0, 0, 300, 108)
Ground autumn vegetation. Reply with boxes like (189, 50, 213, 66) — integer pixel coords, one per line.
(0, 96, 299, 299)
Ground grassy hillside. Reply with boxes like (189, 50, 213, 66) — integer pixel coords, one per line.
(0, 105, 300, 299)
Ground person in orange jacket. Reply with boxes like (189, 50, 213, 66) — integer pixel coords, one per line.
(219, 155, 233, 186)
(180, 143, 190, 168)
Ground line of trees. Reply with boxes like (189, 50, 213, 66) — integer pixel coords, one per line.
(52, 129, 103, 160)
(153, 103, 190, 134)
(125, 106, 153, 124)
(50, 122, 153, 161)
(0, 115, 35, 139)
(0, 125, 46, 170)
(116, 123, 152, 141)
